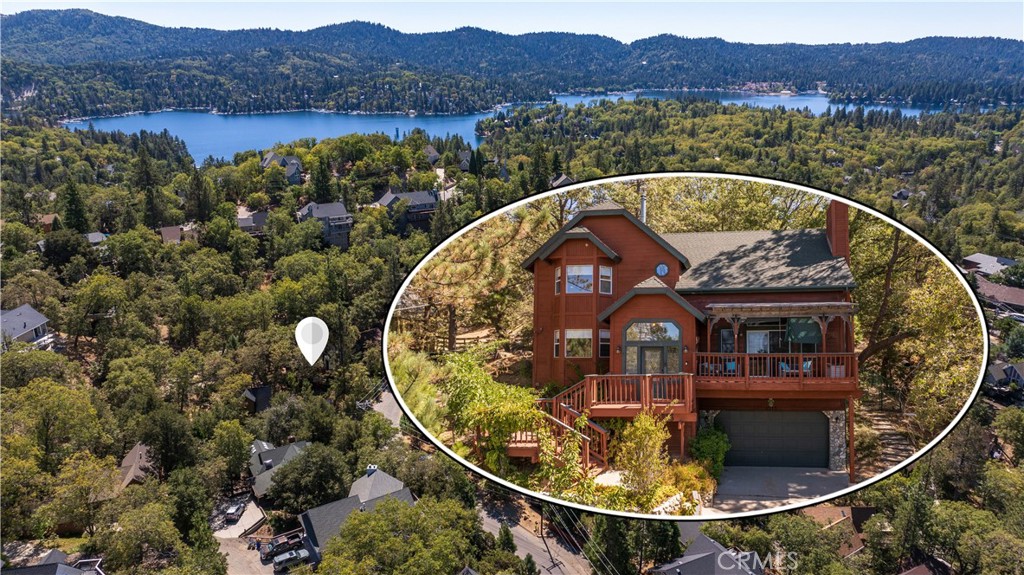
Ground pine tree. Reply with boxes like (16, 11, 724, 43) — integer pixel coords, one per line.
(310, 156, 333, 203)
(62, 179, 89, 233)
(497, 522, 516, 554)
(133, 145, 163, 228)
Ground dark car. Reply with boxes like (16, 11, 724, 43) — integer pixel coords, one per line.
(261, 532, 305, 561)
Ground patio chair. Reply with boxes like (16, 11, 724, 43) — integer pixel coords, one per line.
(779, 360, 812, 377)
(723, 360, 737, 377)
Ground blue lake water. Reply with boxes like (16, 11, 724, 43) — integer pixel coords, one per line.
(64, 92, 941, 162)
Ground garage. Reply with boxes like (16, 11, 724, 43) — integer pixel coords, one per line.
(716, 410, 829, 467)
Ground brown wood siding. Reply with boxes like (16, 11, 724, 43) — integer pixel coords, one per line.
(608, 293, 699, 374)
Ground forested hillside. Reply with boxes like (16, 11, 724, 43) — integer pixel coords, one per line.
(3, 9, 1023, 121)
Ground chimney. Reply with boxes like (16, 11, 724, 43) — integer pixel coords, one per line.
(366, 464, 378, 476)
(826, 201, 850, 262)
(639, 187, 647, 224)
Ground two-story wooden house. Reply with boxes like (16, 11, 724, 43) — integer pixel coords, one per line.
(518, 199, 860, 481)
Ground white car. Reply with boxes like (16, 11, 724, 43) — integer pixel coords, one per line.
(273, 549, 309, 572)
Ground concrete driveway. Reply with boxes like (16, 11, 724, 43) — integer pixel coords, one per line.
(709, 467, 850, 513)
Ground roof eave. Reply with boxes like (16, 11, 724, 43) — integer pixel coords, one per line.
(598, 286, 707, 323)
(677, 284, 856, 294)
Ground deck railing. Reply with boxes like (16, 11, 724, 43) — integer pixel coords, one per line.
(694, 352, 858, 383)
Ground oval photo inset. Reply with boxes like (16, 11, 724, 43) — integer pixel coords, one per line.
(384, 173, 987, 520)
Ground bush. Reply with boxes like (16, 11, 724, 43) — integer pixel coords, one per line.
(690, 427, 730, 479)
(667, 462, 716, 503)
(855, 423, 880, 460)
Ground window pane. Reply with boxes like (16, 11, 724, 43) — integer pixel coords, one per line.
(625, 347, 639, 373)
(626, 321, 680, 342)
(566, 265, 593, 293)
(553, 330, 560, 357)
(565, 328, 592, 357)
(599, 329, 610, 358)
(666, 347, 681, 373)
(599, 266, 613, 294)
(555, 267, 561, 294)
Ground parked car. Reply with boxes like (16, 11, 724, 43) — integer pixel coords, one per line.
(272, 549, 309, 572)
(225, 504, 244, 523)
(261, 532, 305, 560)
(1008, 312, 1024, 324)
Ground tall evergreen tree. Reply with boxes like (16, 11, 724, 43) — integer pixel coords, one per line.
(133, 145, 163, 227)
(62, 179, 89, 233)
(309, 156, 333, 203)
(185, 167, 216, 222)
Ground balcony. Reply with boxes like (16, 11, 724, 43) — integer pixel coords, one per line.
(694, 352, 859, 394)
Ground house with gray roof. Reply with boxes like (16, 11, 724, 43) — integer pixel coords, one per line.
(261, 151, 303, 185)
(423, 145, 441, 165)
(651, 533, 763, 575)
(298, 467, 413, 563)
(549, 173, 575, 188)
(962, 253, 1018, 277)
(516, 198, 861, 480)
(1, 304, 52, 351)
(248, 440, 309, 499)
(374, 190, 439, 223)
(296, 201, 353, 249)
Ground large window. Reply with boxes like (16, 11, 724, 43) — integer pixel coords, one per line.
(599, 329, 611, 358)
(566, 265, 593, 294)
(720, 328, 735, 353)
(553, 330, 560, 357)
(565, 329, 593, 358)
(599, 266, 613, 295)
(554, 266, 561, 295)
(626, 321, 681, 342)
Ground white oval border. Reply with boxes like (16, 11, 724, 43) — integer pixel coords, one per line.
(382, 171, 989, 521)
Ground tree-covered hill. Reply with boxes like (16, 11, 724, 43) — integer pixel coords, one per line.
(3, 9, 1023, 121)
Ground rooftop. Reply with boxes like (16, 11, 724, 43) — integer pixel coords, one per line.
(1, 304, 50, 339)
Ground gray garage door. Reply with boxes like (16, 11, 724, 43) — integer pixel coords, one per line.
(717, 410, 829, 467)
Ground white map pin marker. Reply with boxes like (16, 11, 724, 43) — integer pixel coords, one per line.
(295, 317, 329, 365)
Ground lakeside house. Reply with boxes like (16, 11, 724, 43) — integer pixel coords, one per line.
(157, 224, 197, 244)
(298, 465, 413, 564)
(650, 533, 763, 575)
(236, 206, 269, 236)
(423, 144, 441, 165)
(549, 173, 575, 188)
(295, 201, 353, 249)
(514, 199, 859, 480)
(261, 151, 303, 185)
(249, 439, 309, 500)
(1, 304, 53, 352)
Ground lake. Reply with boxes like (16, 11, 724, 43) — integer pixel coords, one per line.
(64, 92, 939, 162)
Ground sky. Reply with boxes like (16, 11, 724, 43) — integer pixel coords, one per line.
(3, 1, 1022, 44)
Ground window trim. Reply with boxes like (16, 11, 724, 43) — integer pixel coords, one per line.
(599, 265, 613, 295)
(553, 329, 560, 357)
(554, 266, 561, 295)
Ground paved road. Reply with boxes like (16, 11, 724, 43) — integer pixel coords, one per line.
(478, 501, 590, 575)
(373, 388, 403, 427)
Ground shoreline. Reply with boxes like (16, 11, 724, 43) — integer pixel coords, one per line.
(59, 92, 1020, 125)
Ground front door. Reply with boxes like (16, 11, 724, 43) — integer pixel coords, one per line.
(747, 330, 771, 377)
(641, 347, 664, 374)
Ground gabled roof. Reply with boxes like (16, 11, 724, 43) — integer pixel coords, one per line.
(597, 276, 706, 322)
(665, 229, 855, 292)
(651, 533, 762, 575)
(249, 441, 309, 498)
(376, 190, 438, 210)
(521, 226, 620, 270)
(83, 232, 107, 245)
(242, 385, 272, 412)
(1, 564, 86, 575)
(549, 174, 575, 188)
(976, 275, 1024, 308)
(348, 466, 405, 503)
(522, 199, 689, 271)
(117, 442, 152, 491)
(963, 252, 1017, 276)
(298, 201, 350, 219)
(299, 488, 414, 552)
(1, 304, 49, 339)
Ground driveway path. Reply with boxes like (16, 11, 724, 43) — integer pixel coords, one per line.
(711, 467, 850, 513)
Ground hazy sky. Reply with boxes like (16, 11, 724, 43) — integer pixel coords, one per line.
(4, 1, 1022, 44)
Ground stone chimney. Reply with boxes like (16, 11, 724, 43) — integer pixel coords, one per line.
(826, 201, 850, 262)
(639, 187, 648, 224)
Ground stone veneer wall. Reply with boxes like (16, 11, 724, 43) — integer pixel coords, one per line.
(823, 409, 848, 471)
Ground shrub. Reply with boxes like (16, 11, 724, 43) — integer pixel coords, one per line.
(690, 427, 730, 479)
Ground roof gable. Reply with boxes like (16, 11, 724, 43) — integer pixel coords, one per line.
(598, 276, 706, 322)
(521, 226, 621, 270)
(348, 467, 405, 502)
(300, 487, 414, 551)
